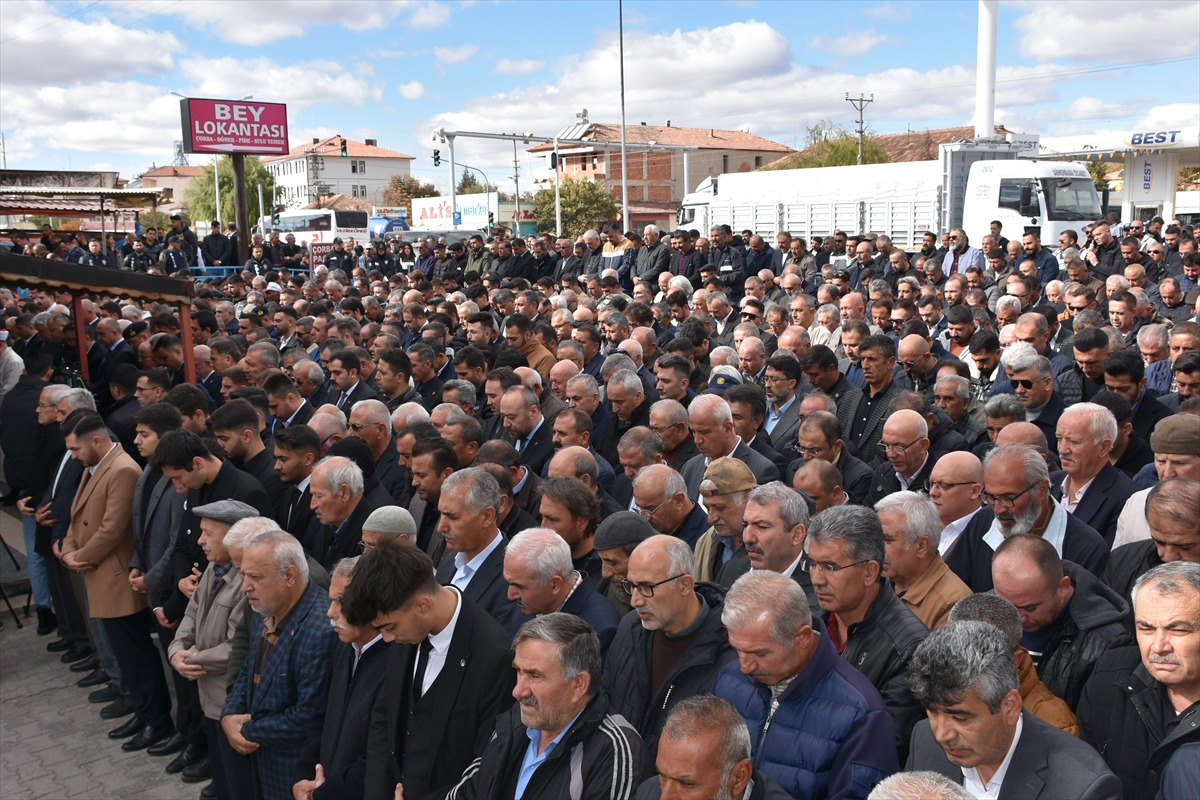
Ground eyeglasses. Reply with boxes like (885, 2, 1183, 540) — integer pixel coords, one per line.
(928, 480, 976, 492)
(796, 446, 826, 459)
(980, 481, 1039, 509)
(649, 422, 681, 436)
(637, 498, 672, 518)
(1067, 304, 1091, 313)
(1012, 379, 1038, 390)
(619, 574, 686, 598)
(799, 557, 870, 574)
(878, 438, 921, 455)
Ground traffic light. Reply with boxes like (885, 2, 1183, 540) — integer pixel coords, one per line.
(339, 138, 348, 157)
(271, 205, 284, 226)
(550, 152, 558, 170)
(488, 211, 495, 227)
(433, 149, 441, 166)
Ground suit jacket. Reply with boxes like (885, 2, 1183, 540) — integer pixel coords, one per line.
(331, 381, 384, 413)
(1050, 463, 1139, 547)
(848, 378, 904, 463)
(105, 394, 141, 460)
(748, 433, 789, 476)
(169, 561, 247, 718)
(824, 375, 863, 444)
(680, 440, 779, 498)
(277, 399, 315, 431)
(508, 417, 555, 477)
(223, 581, 339, 800)
(765, 397, 801, 459)
(435, 534, 511, 628)
(513, 468, 545, 520)
(63, 445, 145, 619)
(537, 387, 566, 426)
(406, 495, 448, 566)
(130, 468, 185, 607)
(907, 711, 1121, 800)
(1030, 392, 1066, 458)
(313, 496, 376, 570)
(364, 593, 517, 800)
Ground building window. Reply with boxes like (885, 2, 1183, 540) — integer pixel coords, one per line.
(360, 185, 366, 198)
(351, 161, 358, 173)
(722, 154, 730, 173)
(592, 155, 598, 169)
(358, 160, 366, 173)
(351, 185, 359, 198)
(755, 156, 763, 168)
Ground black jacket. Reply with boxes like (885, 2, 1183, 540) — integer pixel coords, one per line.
(313, 496, 375, 570)
(1050, 463, 1138, 547)
(824, 579, 929, 764)
(634, 769, 793, 800)
(864, 454, 935, 506)
(1078, 646, 1200, 800)
(1131, 391, 1173, 441)
(595, 398, 651, 468)
(363, 595, 516, 800)
(601, 583, 736, 760)
(201, 232, 231, 265)
(435, 534, 511, 628)
(1101, 539, 1159, 610)
(294, 639, 391, 800)
(445, 690, 647, 800)
(0, 373, 48, 494)
(1031, 561, 1132, 710)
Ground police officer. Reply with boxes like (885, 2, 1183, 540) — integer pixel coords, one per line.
(323, 236, 355, 272)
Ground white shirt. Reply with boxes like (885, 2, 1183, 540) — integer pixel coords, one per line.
(417, 587, 462, 695)
(781, 550, 805, 579)
(897, 454, 930, 491)
(353, 634, 383, 673)
(962, 715, 1023, 799)
(89, 443, 118, 476)
(451, 531, 504, 591)
(1060, 475, 1096, 514)
(940, 508, 981, 556)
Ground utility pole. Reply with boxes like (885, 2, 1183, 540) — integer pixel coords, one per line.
(618, 0, 630, 226)
(512, 139, 521, 237)
(845, 93, 874, 165)
(213, 155, 221, 227)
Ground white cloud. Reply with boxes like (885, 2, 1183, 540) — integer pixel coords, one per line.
(139, 0, 453, 45)
(434, 44, 478, 64)
(808, 29, 894, 58)
(864, 2, 915, 23)
(399, 80, 425, 99)
(0, 0, 178, 86)
(180, 56, 373, 109)
(1012, 1, 1199, 62)
(494, 58, 545, 75)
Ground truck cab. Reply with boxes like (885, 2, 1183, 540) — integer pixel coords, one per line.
(961, 159, 1102, 245)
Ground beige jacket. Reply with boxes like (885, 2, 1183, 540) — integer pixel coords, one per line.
(169, 562, 248, 718)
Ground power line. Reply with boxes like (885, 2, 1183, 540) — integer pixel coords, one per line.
(845, 93, 874, 164)
(0, 0, 102, 44)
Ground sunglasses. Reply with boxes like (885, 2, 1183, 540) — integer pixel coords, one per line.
(1012, 379, 1039, 390)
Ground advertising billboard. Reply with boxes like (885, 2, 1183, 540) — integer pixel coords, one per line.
(180, 98, 289, 156)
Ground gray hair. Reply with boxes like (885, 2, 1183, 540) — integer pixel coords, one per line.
(985, 393, 1026, 420)
(722, 570, 813, 646)
(909, 621, 1019, 713)
(936, 375, 971, 403)
(897, 275, 922, 294)
(246, 529, 310, 584)
(1137, 323, 1169, 353)
(442, 379, 477, 405)
(1006, 351, 1053, 380)
(246, 341, 281, 366)
(511, 613, 602, 697)
(875, 491, 942, 551)
(506, 528, 573, 585)
(705, 291, 730, 307)
(616, 426, 664, 461)
(984, 443, 1049, 486)
(995, 295, 1022, 317)
(1016, 312, 1048, 334)
(689, 393, 733, 426)
(948, 593, 1023, 651)
(659, 696, 752, 789)
(606, 368, 643, 399)
(310, 410, 348, 441)
(1058, 402, 1117, 446)
(351, 398, 390, 427)
(868, 772, 973, 800)
(442, 467, 502, 515)
(1131, 561, 1200, 610)
(633, 464, 687, 502)
(565, 373, 600, 396)
(817, 303, 839, 322)
(602, 357, 639, 383)
(432, 402, 469, 425)
(868, 279, 894, 298)
(292, 360, 325, 383)
(62, 387, 96, 412)
(392, 401, 430, 428)
(650, 398, 689, 428)
(45, 384, 74, 406)
(746, 481, 809, 530)
(656, 535, 696, 579)
(710, 345, 737, 365)
(313, 456, 364, 498)
(331, 555, 359, 582)
(224, 516, 281, 551)
(805, 505, 885, 569)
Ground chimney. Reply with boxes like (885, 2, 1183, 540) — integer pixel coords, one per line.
(665, 120, 671, 127)
(364, 138, 377, 147)
(640, 122, 647, 126)
(709, 129, 715, 137)
(312, 137, 320, 144)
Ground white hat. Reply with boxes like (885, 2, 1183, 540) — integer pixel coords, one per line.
(265, 282, 283, 293)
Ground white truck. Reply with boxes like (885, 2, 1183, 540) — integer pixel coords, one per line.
(679, 139, 1104, 251)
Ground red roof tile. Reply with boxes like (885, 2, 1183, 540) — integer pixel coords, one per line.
(770, 125, 1015, 168)
(529, 123, 791, 154)
(264, 137, 414, 162)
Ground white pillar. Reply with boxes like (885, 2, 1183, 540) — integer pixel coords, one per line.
(974, 0, 998, 138)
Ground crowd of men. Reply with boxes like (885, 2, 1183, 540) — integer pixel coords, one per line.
(0, 212, 1198, 800)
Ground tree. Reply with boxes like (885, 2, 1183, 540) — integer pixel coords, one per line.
(183, 156, 275, 226)
(532, 178, 619, 238)
(382, 175, 440, 219)
(766, 119, 888, 170)
(1086, 160, 1111, 190)
(456, 170, 496, 195)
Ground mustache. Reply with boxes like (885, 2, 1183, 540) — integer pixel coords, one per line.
(1149, 654, 1181, 666)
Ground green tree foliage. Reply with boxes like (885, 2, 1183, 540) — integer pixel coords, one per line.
(1086, 160, 1111, 189)
(382, 175, 441, 219)
(183, 156, 275, 225)
(532, 179, 618, 238)
(456, 170, 497, 195)
(766, 119, 888, 170)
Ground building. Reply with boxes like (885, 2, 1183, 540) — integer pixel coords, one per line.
(528, 122, 791, 228)
(262, 137, 414, 209)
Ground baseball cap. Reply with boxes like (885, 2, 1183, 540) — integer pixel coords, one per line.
(332, 237, 343, 244)
(699, 457, 756, 497)
(265, 282, 283, 293)
(706, 372, 742, 395)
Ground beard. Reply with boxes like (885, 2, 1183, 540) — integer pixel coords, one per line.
(996, 500, 1042, 537)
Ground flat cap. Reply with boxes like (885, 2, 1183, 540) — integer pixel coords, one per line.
(700, 457, 756, 496)
(363, 506, 417, 537)
(594, 511, 655, 552)
(192, 499, 260, 526)
(1151, 414, 1200, 455)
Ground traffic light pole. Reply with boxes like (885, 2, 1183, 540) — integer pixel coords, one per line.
(448, 135, 457, 230)
(232, 154, 250, 264)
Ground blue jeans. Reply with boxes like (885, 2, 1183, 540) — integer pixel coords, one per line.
(21, 515, 52, 609)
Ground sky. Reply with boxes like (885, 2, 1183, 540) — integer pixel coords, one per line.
(1, 0, 1198, 198)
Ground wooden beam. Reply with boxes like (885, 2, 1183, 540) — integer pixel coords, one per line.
(71, 292, 89, 384)
(178, 302, 196, 385)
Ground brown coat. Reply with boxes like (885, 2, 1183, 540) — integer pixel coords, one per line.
(898, 553, 972, 631)
(63, 445, 145, 619)
(1018, 646, 1080, 737)
(520, 338, 556, 382)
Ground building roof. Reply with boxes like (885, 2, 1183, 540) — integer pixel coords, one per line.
(141, 165, 206, 178)
(768, 125, 1015, 169)
(528, 123, 792, 154)
(263, 136, 414, 162)
(302, 193, 372, 212)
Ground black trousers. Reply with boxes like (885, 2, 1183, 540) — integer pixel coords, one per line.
(38, 535, 89, 646)
(206, 716, 254, 800)
(154, 618, 206, 747)
(101, 608, 172, 729)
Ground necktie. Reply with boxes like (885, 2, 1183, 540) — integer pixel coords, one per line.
(515, 437, 524, 452)
(412, 638, 434, 702)
(286, 486, 302, 531)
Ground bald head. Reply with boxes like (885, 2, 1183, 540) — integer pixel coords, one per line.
(928, 451, 983, 526)
(883, 408, 928, 441)
(897, 334, 930, 362)
(547, 445, 599, 488)
(995, 421, 1049, 453)
(617, 338, 643, 367)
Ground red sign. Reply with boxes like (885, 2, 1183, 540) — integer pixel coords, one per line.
(310, 243, 334, 266)
(180, 98, 289, 156)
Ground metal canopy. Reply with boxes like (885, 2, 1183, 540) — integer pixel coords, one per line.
(0, 249, 195, 305)
(0, 186, 173, 208)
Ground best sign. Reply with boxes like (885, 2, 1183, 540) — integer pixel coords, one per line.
(180, 98, 289, 156)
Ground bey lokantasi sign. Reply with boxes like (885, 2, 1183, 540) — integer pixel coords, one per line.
(410, 192, 497, 229)
(180, 98, 289, 156)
